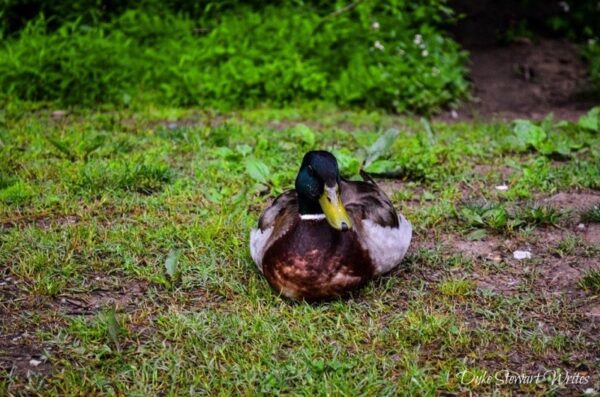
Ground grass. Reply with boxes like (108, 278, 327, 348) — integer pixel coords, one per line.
(579, 268, 600, 293)
(582, 204, 600, 223)
(1, 105, 600, 395)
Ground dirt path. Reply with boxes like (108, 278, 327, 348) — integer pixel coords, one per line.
(442, 0, 599, 121)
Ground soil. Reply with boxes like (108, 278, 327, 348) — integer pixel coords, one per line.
(441, 0, 599, 121)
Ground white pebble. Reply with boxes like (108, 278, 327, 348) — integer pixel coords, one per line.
(495, 184, 508, 191)
(577, 223, 586, 230)
(513, 250, 532, 260)
(29, 359, 42, 367)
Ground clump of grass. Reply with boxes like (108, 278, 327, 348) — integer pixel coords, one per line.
(579, 268, 600, 293)
(458, 202, 562, 233)
(75, 160, 172, 195)
(47, 133, 107, 162)
(395, 310, 455, 344)
(581, 204, 600, 223)
(0, 180, 34, 204)
(437, 278, 475, 297)
(120, 163, 172, 194)
(520, 205, 562, 226)
(553, 236, 582, 258)
(404, 248, 473, 270)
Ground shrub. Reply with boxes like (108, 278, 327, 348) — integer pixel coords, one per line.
(585, 42, 600, 94)
(0, 1, 468, 112)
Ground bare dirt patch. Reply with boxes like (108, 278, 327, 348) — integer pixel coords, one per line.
(0, 272, 151, 382)
(464, 40, 591, 120)
(447, 234, 526, 294)
(0, 339, 52, 378)
(582, 224, 600, 244)
(544, 191, 600, 215)
(445, 0, 598, 122)
(55, 279, 149, 316)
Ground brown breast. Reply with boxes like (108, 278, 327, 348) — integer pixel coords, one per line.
(262, 218, 374, 300)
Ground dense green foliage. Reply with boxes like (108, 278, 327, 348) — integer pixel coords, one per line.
(586, 42, 600, 93)
(0, 1, 468, 112)
(545, 0, 600, 41)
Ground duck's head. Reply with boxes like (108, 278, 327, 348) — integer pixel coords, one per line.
(295, 150, 353, 231)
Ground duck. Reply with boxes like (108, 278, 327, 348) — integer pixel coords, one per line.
(250, 150, 412, 300)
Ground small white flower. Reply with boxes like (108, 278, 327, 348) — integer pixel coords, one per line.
(374, 41, 385, 51)
(372, 21, 380, 30)
(414, 34, 423, 45)
(559, 1, 570, 12)
(495, 184, 508, 191)
(450, 110, 459, 119)
(421, 49, 429, 57)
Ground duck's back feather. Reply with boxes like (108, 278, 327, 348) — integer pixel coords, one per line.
(341, 177, 412, 275)
(341, 178, 399, 229)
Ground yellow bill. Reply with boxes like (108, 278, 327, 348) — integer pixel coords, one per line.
(319, 185, 352, 231)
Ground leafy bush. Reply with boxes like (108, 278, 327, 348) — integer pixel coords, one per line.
(585, 42, 600, 94)
(0, 1, 468, 112)
(544, 0, 600, 96)
(545, 0, 600, 41)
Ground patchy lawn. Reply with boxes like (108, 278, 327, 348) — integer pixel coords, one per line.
(1, 105, 599, 395)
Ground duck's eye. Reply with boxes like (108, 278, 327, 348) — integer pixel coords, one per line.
(307, 166, 315, 177)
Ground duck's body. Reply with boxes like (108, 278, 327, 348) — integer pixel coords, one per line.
(250, 151, 412, 300)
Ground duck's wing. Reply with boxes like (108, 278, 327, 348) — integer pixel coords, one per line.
(250, 190, 298, 272)
(341, 178, 412, 276)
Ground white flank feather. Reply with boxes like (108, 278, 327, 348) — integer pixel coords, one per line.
(250, 227, 273, 273)
(360, 215, 412, 275)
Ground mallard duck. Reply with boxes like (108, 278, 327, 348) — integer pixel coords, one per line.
(250, 150, 412, 300)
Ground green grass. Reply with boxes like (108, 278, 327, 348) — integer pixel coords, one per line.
(579, 268, 600, 293)
(1, 106, 600, 395)
(582, 204, 600, 223)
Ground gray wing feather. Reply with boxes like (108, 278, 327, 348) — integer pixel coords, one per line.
(341, 178, 399, 228)
(258, 190, 298, 230)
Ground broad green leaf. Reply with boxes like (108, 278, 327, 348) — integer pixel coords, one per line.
(512, 120, 547, 150)
(467, 229, 487, 241)
(419, 117, 436, 147)
(331, 148, 361, 176)
(461, 208, 483, 226)
(291, 124, 315, 146)
(577, 107, 600, 132)
(105, 306, 121, 353)
(213, 147, 236, 159)
(364, 128, 400, 166)
(245, 157, 270, 184)
(164, 249, 179, 278)
(235, 144, 253, 156)
(364, 159, 397, 174)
